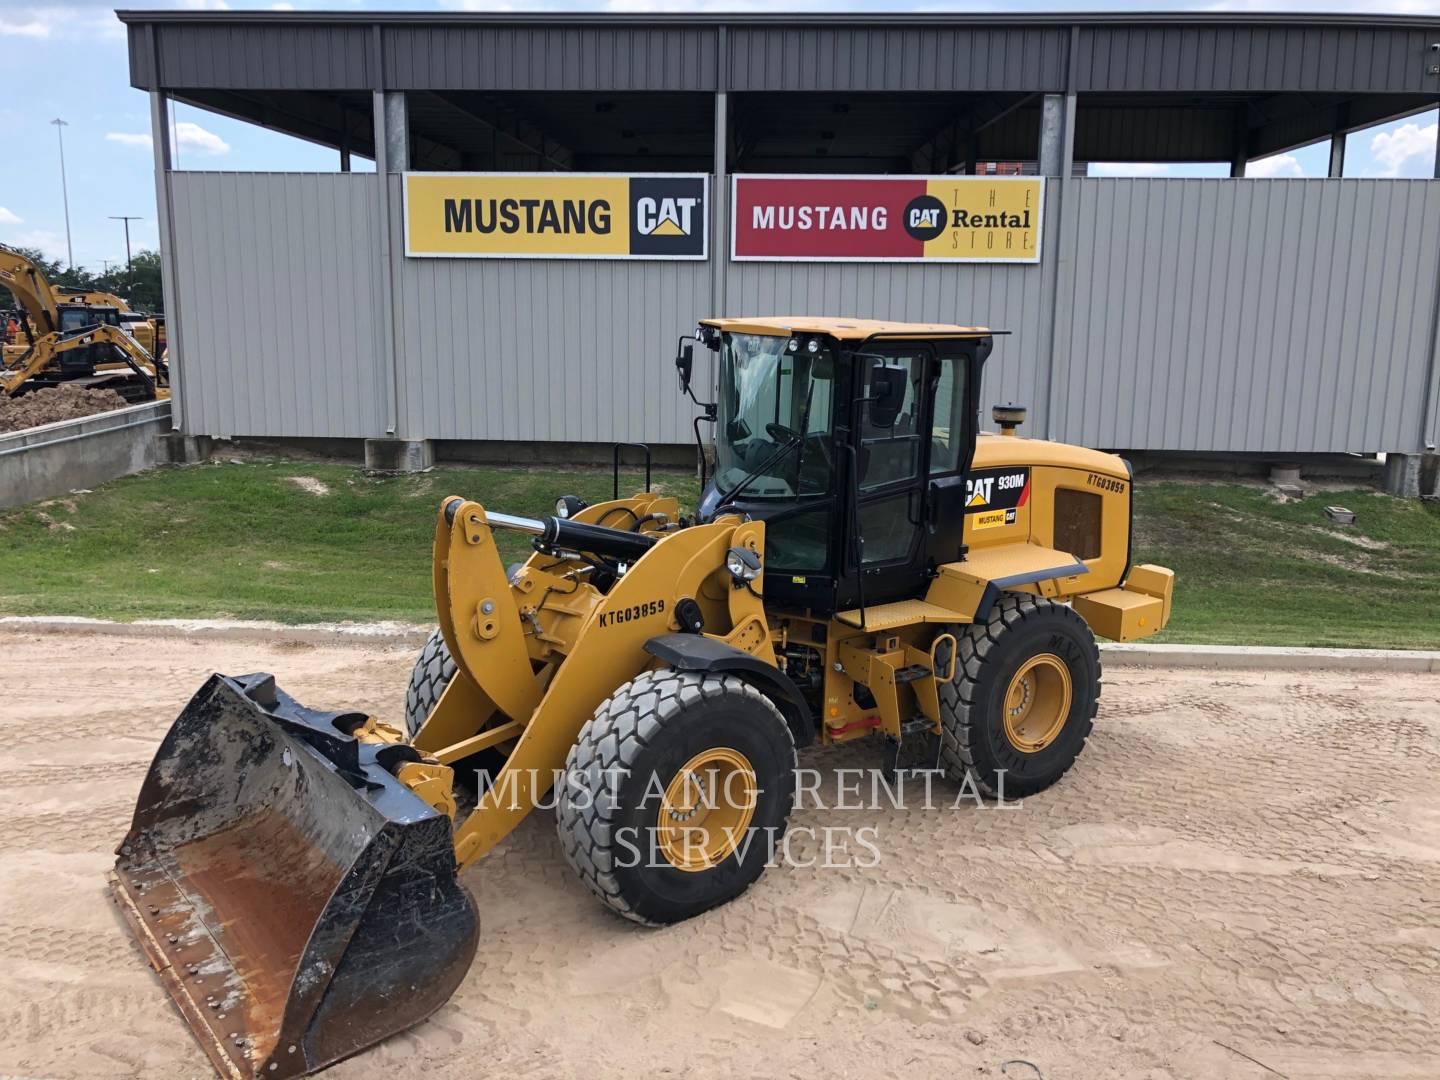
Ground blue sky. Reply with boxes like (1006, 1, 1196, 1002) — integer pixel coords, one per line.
(1, 0, 1437, 271)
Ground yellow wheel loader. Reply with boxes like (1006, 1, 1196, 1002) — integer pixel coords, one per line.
(111, 317, 1173, 1079)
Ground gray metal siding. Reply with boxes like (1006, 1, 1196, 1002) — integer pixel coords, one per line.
(170, 173, 388, 438)
(727, 26, 1069, 92)
(128, 17, 1440, 95)
(167, 172, 1440, 455)
(1076, 25, 1440, 92)
(387, 178, 709, 444)
(384, 26, 717, 91)
(148, 24, 373, 89)
(1050, 178, 1440, 454)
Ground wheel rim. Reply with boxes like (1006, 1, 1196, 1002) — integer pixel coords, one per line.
(1002, 653, 1072, 753)
(656, 747, 758, 872)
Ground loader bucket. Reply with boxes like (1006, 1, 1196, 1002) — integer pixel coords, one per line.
(109, 673, 479, 1080)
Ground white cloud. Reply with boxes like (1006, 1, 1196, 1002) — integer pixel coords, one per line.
(13, 229, 69, 264)
(0, 19, 53, 38)
(1088, 162, 1171, 177)
(3, 6, 126, 43)
(1369, 122, 1438, 178)
(107, 122, 231, 157)
(0, 207, 22, 226)
(176, 122, 230, 157)
(1199, 0, 1440, 9)
(107, 131, 153, 149)
(1248, 154, 1304, 178)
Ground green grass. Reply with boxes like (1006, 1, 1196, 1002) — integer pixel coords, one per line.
(1132, 482, 1440, 648)
(1, 461, 1435, 647)
(0, 459, 697, 624)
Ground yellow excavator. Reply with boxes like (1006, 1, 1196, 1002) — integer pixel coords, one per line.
(54, 286, 162, 357)
(0, 244, 167, 400)
(112, 317, 1172, 1078)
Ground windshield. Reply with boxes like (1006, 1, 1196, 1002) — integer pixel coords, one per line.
(714, 332, 835, 499)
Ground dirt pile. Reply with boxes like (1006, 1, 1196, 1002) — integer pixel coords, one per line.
(0, 385, 128, 434)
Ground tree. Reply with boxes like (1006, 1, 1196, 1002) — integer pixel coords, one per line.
(0, 246, 99, 309)
(95, 250, 164, 313)
(0, 247, 165, 315)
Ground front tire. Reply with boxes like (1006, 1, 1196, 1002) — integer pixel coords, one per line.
(939, 595, 1100, 798)
(403, 629, 456, 739)
(557, 670, 797, 926)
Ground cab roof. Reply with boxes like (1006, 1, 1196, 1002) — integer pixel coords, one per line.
(700, 316, 991, 341)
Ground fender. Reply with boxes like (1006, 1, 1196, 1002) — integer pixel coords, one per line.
(926, 541, 1090, 624)
(644, 633, 816, 747)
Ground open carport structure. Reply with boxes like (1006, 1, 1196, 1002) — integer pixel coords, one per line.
(122, 11, 1440, 487)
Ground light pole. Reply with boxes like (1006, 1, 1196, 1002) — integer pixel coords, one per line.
(51, 118, 73, 269)
(109, 215, 142, 273)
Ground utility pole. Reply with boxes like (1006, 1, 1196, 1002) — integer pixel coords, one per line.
(51, 118, 73, 268)
(109, 215, 142, 272)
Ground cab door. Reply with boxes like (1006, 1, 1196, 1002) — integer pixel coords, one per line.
(921, 342, 980, 569)
(842, 343, 937, 607)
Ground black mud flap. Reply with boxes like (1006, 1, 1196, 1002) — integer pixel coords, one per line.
(109, 673, 479, 1080)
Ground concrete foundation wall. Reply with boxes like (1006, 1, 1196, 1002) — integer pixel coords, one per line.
(0, 402, 172, 510)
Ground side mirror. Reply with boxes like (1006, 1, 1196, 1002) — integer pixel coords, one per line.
(868, 363, 909, 428)
(675, 342, 694, 392)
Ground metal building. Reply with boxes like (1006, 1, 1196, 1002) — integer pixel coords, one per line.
(120, 10, 1440, 478)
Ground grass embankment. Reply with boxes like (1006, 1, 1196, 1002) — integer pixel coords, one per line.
(0, 460, 693, 624)
(1134, 482, 1439, 648)
(0, 460, 1435, 647)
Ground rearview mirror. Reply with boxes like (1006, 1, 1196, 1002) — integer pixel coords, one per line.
(675, 342, 695, 392)
(868, 363, 908, 428)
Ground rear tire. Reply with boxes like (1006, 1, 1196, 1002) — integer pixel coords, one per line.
(939, 595, 1100, 799)
(557, 670, 797, 926)
(403, 629, 456, 739)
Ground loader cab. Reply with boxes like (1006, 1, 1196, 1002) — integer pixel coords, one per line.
(688, 318, 993, 614)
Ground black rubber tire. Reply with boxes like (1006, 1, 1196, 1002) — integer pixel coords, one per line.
(557, 670, 797, 926)
(404, 629, 456, 739)
(938, 595, 1100, 799)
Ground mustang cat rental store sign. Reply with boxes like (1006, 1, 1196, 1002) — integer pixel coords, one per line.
(404, 173, 709, 259)
(403, 172, 1043, 265)
(731, 175, 1044, 263)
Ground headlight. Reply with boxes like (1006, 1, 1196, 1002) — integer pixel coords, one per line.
(787, 337, 800, 353)
(806, 338, 820, 354)
(555, 495, 587, 519)
(725, 546, 762, 583)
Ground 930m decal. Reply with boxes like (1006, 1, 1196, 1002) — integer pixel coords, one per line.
(965, 467, 1030, 514)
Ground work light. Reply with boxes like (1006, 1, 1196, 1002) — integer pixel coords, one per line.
(725, 546, 761, 583)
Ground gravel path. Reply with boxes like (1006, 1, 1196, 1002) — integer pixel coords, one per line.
(1, 628, 1437, 1079)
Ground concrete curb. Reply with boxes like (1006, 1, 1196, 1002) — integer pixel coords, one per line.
(1100, 642, 1440, 673)
(2, 616, 1438, 673)
(0, 615, 432, 649)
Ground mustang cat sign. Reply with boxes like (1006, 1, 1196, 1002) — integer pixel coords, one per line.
(405, 173, 708, 259)
(731, 175, 1043, 263)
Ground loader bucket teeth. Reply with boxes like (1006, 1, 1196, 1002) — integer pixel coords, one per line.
(109, 673, 479, 1080)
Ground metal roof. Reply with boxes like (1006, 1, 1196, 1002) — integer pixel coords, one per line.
(114, 11, 1440, 27)
(120, 10, 1440, 169)
(121, 11, 1440, 94)
(700, 317, 991, 340)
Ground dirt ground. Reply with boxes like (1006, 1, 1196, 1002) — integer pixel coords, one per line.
(1, 629, 1437, 1080)
(0, 385, 128, 433)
